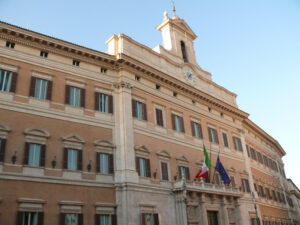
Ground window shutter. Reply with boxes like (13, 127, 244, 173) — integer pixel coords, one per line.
(46, 80, 53, 101)
(60, 213, 66, 225)
(254, 183, 257, 191)
(178, 166, 182, 179)
(96, 152, 100, 173)
(208, 128, 212, 142)
(238, 138, 243, 151)
(136, 157, 140, 175)
(37, 212, 44, 225)
(95, 214, 100, 225)
(132, 99, 136, 117)
(233, 137, 237, 150)
(109, 154, 114, 174)
(77, 150, 83, 171)
(198, 124, 203, 139)
(171, 114, 176, 130)
(153, 214, 159, 225)
(111, 214, 117, 225)
(246, 145, 250, 157)
(16, 211, 23, 225)
(180, 117, 185, 133)
(80, 88, 85, 108)
(23, 142, 30, 165)
(246, 180, 250, 193)
(156, 109, 163, 126)
(186, 167, 190, 180)
(40, 145, 46, 167)
(63, 148, 68, 169)
(191, 121, 195, 137)
(65, 85, 70, 104)
(214, 129, 219, 144)
(223, 133, 228, 147)
(241, 179, 245, 192)
(0, 138, 6, 162)
(94, 92, 99, 111)
(145, 158, 151, 178)
(142, 103, 147, 121)
(161, 162, 168, 181)
(78, 214, 83, 225)
(10, 72, 18, 93)
(142, 213, 146, 225)
(108, 94, 113, 114)
(29, 77, 36, 97)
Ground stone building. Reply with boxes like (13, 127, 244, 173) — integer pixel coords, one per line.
(0, 9, 298, 225)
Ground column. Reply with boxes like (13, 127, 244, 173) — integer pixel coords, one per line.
(198, 194, 208, 225)
(220, 196, 229, 225)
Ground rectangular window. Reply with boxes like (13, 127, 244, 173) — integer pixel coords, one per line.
(34, 78, 48, 100)
(67, 149, 78, 170)
(161, 161, 169, 181)
(263, 155, 269, 166)
(191, 121, 203, 139)
(222, 133, 229, 147)
(141, 213, 159, 225)
(250, 148, 257, 160)
(100, 153, 109, 174)
(233, 137, 243, 151)
(155, 108, 164, 127)
(265, 188, 271, 199)
(6, 41, 15, 48)
(0, 70, 12, 92)
(208, 127, 219, 144)
(70, 87, 81, 107)
(136, 157, 150, 178)
(65, 213, 78, 225)
(0, 138, 7, 162)
(29, 144, 41, 167)
(40, 51, 48, 58)
(96, 153, 113, 174)
(100, 215, 110, 225)
(272, 190, 277, 201)
(178, 166, 190, 180)
(22, 212, 38, 225)
(95, 93, 113, 113)
(246, 145, 250, 157)
(257, 152, 263, 164)
(73, 60, 80, 66)
(242, 179, 250, 192)
(171, 114, 184, 133)
(132, 99, 147, 120)
(258, 185, 265, 198)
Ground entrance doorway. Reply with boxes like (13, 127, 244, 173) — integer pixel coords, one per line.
(207, 211, 219, 225)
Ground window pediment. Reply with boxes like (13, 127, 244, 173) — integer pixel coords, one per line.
(24, 127, 50, 145)
(135, 145, 151, 157)
(62, 134, 85, 150)
(176, 155, 189, 163)
(156, 150, 171, 159)
(94, 139, 114, 153)
(0, 122, 11, 138)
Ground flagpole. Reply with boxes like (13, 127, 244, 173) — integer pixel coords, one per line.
(212, 148, 220, 184)
(208, 143, 212, 183)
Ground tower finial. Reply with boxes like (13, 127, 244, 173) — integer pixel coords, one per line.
(171, 0, 177, 18)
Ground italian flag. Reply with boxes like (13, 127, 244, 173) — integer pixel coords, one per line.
(195, 145, 212, 179)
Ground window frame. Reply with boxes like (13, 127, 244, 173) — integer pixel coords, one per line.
(171, 113, 185, 133)
(208, 127, 219, 144)
(191, 120, 203, 139)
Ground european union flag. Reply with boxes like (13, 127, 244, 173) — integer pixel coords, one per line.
(215, 156, 231, 185)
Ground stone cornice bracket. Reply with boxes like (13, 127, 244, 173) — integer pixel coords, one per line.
(113, 81, 133, 89)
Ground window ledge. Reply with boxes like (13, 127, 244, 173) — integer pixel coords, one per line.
(154, 125, 167, 134)
(133, 118, 147, 127)
(23, 166, 44, 176)
(65, 105, 84, 115)
(29, 98, 50, 108)
(96, 174, 114, 182)
(0, 91, 14, 101)
(95, 111, 113, 120)
(139, 177, 151, 184)
(174, 131, 184, 139)
(62, 170, 82, 180)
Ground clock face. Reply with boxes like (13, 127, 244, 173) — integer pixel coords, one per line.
(184, 71, 195, 84)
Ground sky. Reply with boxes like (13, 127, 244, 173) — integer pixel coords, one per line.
(0, 0, 299, 187)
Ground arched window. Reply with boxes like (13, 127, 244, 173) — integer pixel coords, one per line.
(180, 41, 188, 62)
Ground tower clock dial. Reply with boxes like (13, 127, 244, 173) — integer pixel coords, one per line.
(184, 71, 195, 85)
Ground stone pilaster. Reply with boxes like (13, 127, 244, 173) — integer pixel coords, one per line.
(198, 194, 208, 225)
(220, 196, 229, 225)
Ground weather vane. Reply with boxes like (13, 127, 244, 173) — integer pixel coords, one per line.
(171, 0, 176, 17)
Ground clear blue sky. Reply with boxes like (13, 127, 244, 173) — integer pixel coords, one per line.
(1, 0, 299, 187)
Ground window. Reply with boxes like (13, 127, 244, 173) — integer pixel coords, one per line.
(191, 121, 203, 139)
(155, 108, 164, 127)
(171, 114, 185, 133)
(20, 212, 39, 225)
(29, 77, 52, 100)
(246, 145, 250, 157)
(258, 185, 265, 198)
(241, 179, 250, 192)
(173, 92, 177, 97)
(263, 155, 269, 166)
(277, 192, 282, 202)
(208, 127, 219, 144)
(251, 218, 260, 225)
(233, 137, 243, 151)
(281, 193, 286, 204)
(65, 85, 85, 108)
(257, 152, 263, 164)
(63, 148, 82, 171)
(0, 69, 17, 92)
(155, 84, 160, 90)
(132, 99, 147, 120)
(95, 92, 113, 113)
(272, 190, 277, 201)
(161, 161, 169, 181)
(250, 148, 257, 160)
(265, 188, 271, 199)
(141, 213, 159, 225)
(23, 143, 46, 167)
(40, 51, 48, 58)
(60, 213, 83, 225)
(136, 157, 150, 178)
(180, 41, 188, 62)
(72, 60, 80, 66)
(222, 133, 229, 147)
(178, 166, 190, 180)
(135, 75, 140, 81)
(100, 67, 107, 74)
(96, 153, 114, 174)
(0, 138, 7, 162)
(6, 41, 15, 48)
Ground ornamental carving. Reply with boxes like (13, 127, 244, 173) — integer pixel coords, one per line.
(113, 81, 133, 89)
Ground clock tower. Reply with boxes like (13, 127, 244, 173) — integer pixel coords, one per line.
(156, 8, 198, 66)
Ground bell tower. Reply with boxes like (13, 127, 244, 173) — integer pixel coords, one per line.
(156, 6, 198, 65)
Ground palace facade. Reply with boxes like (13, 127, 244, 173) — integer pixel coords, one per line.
(0, 10, 298, 225)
